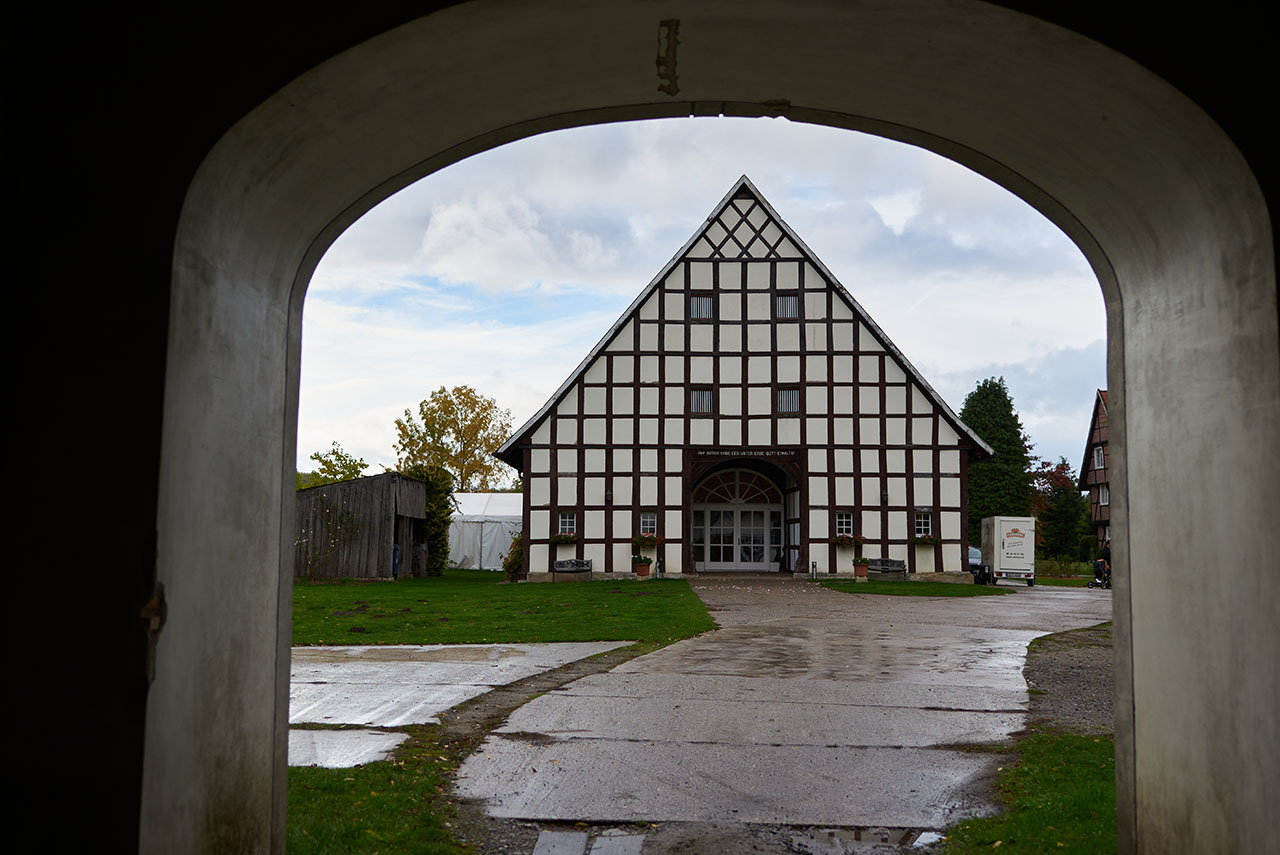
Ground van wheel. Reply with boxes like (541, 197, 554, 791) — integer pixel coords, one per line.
(1027, 579, 1034, 587)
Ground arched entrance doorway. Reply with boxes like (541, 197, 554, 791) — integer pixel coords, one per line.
(690, 465, 788, 573)
(143, 2, 1276, 852)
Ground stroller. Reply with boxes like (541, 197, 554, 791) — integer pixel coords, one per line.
(1087, 558, 1112, 589)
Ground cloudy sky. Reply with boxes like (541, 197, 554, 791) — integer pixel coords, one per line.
(298, 117, 1106, 482)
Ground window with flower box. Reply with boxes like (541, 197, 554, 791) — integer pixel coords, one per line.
(640, 512, 657, 535)
(558, 512, 576, 535)
(914, 510, 933, 538)
(835, 511, 854, 537)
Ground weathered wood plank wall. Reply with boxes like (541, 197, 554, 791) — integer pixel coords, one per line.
(295, 473, 427, 579)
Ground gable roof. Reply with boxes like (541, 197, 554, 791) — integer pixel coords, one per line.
(1078, 388, 1109, 488)
(496, 176, 993, 467)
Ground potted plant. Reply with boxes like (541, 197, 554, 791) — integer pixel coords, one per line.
(548, 533, 579, 545)
(631, 534, 664, 550)
(631, 555, 653, 578)
(852, 555, 870, 581)
(910, 535, 941, 546)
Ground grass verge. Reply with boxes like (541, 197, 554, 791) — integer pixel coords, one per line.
(1034, 576, 1093, 588)
(942, 731, 1116, 853)
(289, 725, 463, 855)
(293, 570, 716, 645)
(821, 579, 1014, 597)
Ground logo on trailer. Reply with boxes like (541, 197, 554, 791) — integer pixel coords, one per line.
(1008, 527, 1026, 538)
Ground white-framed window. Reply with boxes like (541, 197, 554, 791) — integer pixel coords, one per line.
(558, 512, 576, 535)
(640, 512, 657, 535)
(690, 387, 715, 413)
(777, 387, 800, 413)
(914, 510, 933, 537)
(1093, 445, 1105, 469)
(835, 511, 854, 536)
(1099, 485, 1110, 506)
(775, 293, 799, 319)
(690, 295, 714, 320)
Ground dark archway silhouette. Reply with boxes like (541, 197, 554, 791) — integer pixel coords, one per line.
(25, 4, 1274, 852)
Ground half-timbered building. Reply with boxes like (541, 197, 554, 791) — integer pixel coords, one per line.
(495, 177, 992, 578)
(1078, 389, 1110, 550)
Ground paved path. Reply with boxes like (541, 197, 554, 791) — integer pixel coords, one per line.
(456, 578, 1111, 830)
(289, 641, 631, 767)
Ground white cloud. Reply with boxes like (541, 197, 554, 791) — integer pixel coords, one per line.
(868, 189, 921, 235)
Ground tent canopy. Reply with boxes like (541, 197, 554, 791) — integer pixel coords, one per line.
(449, 493, 522, 570)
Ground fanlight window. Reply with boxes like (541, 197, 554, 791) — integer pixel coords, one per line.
(692, 469, 782, 504)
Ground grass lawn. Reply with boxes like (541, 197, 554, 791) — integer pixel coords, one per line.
(821, 579, 1014, 597)
(942, 731, 1116, 853)
(1035, 576, 1094, 588)
(292, 570, 717, 646)
(289, 725, 464, 855)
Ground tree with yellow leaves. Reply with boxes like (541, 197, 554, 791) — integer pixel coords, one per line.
(393, 385, 514, 492)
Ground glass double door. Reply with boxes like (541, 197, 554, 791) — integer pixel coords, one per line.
(692, 504, 783, 571)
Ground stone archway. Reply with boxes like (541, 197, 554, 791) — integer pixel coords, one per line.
(145, 2, 1276, 852)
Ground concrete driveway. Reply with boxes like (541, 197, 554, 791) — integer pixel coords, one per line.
(456, 578, 1111, 830)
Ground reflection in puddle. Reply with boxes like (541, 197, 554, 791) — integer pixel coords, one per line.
(790, 827, 944, 853)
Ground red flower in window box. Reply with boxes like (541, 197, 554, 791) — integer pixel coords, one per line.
(833, 534, 865, 549)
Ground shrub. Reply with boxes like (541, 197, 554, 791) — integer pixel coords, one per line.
(501, 532, 523, 582)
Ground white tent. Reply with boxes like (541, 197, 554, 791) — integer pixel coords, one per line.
(448, 493, 523, 570)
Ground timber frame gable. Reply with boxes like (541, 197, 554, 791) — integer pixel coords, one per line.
(497, 176, 992, 579)
(1078, 389, 1110, 550)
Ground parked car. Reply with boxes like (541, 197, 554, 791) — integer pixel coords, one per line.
(969, 546, 992, 585)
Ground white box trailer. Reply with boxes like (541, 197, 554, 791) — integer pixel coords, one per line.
(981, 516, 1036, 586)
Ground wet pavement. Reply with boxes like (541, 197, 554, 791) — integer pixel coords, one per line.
(456, 578, 1111, 831)
(288, 641, 631, 767)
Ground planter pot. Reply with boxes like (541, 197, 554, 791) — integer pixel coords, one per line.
(633, 562, 652, 578)
(854, 563, 869, 579)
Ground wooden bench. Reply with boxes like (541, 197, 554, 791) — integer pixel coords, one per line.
(552, 559, 593, 581)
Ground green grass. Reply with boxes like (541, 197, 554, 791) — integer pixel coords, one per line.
(288, 725, 465, 855)
(942, 731, 1116, 854)
(821, 579, 1014, 597)
(1037, 558, 1096, 578)
(1035, 576, 1093, 588)
(292, 570, 717, 645)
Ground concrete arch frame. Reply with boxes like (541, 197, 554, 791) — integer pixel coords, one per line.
(145, 1, 1277, 852)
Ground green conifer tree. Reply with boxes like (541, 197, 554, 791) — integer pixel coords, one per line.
(959, 377, 1033, 545)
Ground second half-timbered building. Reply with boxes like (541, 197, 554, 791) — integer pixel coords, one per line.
(1078, 389, 1110, 550)
(495, 177, 992, 578)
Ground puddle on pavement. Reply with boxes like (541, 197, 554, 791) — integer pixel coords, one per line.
(292, 646, 527, 663)
(790, 827, 944, 853)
